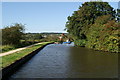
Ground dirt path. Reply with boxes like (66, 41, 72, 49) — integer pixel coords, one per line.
(0, 43, 43, 57)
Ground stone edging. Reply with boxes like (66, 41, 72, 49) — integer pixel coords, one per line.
(1, 42, 53, 80)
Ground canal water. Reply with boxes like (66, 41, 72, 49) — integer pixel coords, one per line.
(10, 43, 118, 78)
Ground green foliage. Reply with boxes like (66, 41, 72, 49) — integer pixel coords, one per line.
(74, 39, 87, 47)
(66, 2, 119, 53)
(117, 9, 120, 22)
(1, 45, 15, 53)
(1, 40, 39, 53)
(86, 15, 120, 53)
(66, 2, 115, 40)
(23, 33, 43, 41)
(2, 23, 25, 45)
(41, 35, 59, 42)
(1, 42, 51, 68)
(1, 40, 48, 53)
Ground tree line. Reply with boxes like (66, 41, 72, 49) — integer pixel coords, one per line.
(2, 24, 67, 47)
(2, 23, 44, 47)
(65, 2, 120, 53)
(1, 24, 48, 52)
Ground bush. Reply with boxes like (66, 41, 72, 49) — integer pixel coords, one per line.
(74, 39, 87, 47)
(1, 40, 41, 53)
(1, 45, 15, 53)
(2, 23, 25, 45)
(86, 15, 120, 53)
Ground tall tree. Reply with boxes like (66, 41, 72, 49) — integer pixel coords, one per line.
(116, 9, 120, 22)
(2, 23, 25, 45)
(65, 2, 116, 40)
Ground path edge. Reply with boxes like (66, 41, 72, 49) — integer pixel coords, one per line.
(1, 42, 53, 80)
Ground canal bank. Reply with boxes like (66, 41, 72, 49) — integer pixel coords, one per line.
(2, 42, 53, 80)
(9, 43, 118, 79)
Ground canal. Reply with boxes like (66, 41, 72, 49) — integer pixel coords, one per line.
(10, 43, 118, 78)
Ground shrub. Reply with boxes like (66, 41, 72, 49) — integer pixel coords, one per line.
(2, 23, 25, 45)
(1, 45, 15, 53)
(74, 39, 87, 47)
(86, 15, 120, 53)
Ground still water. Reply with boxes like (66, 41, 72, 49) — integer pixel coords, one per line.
(11, 43, 118, 78)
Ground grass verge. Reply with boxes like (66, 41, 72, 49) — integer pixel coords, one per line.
(1, 42, 52, 68)
(0, 45, 16, 53)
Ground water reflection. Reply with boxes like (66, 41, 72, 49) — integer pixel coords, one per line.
(10, 43, 118, 78)
(67, 47, 118, 78)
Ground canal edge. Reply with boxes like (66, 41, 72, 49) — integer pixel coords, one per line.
(1, 42, 54, 80)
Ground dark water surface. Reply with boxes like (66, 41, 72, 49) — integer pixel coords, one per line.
(11, 43, 118, 78)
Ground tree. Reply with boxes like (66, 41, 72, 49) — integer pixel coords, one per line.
(23, 33, 43, 41)
(2, 23, 25, 45)
(86, 15, 120, 52)
(65, 2, 116, 40)
(116, 9, 120, 22)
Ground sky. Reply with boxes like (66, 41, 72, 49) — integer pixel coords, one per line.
(2, 2, 119, 33)
(1, 0, 120, 2)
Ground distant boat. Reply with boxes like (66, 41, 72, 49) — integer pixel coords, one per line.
(63, 41, 71, 44)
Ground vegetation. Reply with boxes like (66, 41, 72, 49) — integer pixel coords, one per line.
(40, 34, 59, 42)
(1, 23, 25, 53)
(40, 33, 71, 43)
(23, 33, 43, 41)
(65, 2, 120, 53)
(2, 23, 25, 45)
(1, 23, 65, 53)
(1, 45, 15, 53)
(1, 42, 51, 68)
(86, 15, 120, 53)
(74, 39, 87, 47)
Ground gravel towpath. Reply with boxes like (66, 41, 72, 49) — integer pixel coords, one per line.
(0, 43, 43, 57)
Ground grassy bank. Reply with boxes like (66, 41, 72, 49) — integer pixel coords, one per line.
(1, 45, 16, 53)
(1, 42, 52, 68)
(1, 40, 41, 53)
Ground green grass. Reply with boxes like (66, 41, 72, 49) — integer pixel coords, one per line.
(1, 42, 52, 68)
(1, 40, 42, 53)
(1, 40, 55, 53)
(0, 45, 16, 53)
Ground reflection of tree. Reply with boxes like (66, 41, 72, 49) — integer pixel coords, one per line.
(69, 47, 91, 72)
(67, 47, 118, 78)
